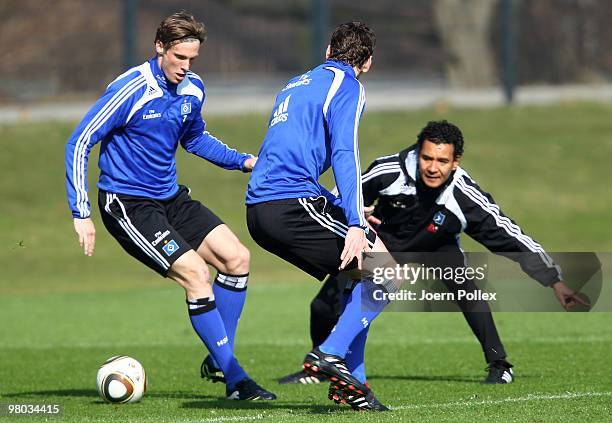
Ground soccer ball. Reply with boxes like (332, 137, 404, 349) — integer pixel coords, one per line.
(96, 356, 146, 403)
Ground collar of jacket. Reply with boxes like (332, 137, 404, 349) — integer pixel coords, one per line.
(120, 59, 204, 123)
(145, 57, 203, 102)
(149, 57, 170, 90)
(322, 59, 357, 78)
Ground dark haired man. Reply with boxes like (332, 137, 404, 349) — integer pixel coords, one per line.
(244, 21, 394, 411)
(65, 11, 275, 401)
(279, 120, 585, 387)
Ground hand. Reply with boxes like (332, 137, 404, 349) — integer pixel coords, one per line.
(242, 156, 258, 172)
(339, 226, 369, 271)
(364, 206, 381, 226)
(73, 217, 96, 256)
(367, 215, 382, 226)
(551, 281, 589, 311)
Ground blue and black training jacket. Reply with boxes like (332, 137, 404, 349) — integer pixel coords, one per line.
(65, 57, 251, 218)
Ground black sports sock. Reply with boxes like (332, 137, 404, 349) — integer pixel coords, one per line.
(441, 276, 507, 363)
(309, 275, 347, 347)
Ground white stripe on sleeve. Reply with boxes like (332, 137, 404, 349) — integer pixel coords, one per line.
(72, 75, 146, 217)
(352, 83, 366, 227)
(322, 67, 345, 118)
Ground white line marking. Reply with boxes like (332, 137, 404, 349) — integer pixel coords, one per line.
(203, 415, 265, 422)
(391, 391, 612, 410)
(150, 391, 612, 422)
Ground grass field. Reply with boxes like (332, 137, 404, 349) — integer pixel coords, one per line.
(1, 104, 611, 421)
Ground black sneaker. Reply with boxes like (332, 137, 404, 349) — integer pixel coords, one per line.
(347, 391, 390, 411)
(278, 369, 326, 385)
(329, 382, 389, 411)
(328, 382, 351, 405)
(200, 355, 225, 384)
(303, 347, 369, 401)
(482, 360, 514, 384)
(226, 378, 277, 400)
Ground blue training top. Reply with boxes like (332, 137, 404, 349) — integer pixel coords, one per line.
(65, 57, 251, 218)
(246, 60, 367, 228)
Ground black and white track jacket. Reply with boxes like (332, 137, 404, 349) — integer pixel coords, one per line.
(361, 145, 561, 286)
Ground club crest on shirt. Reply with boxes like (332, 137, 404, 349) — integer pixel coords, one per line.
(162, 239, 179, 256)
(433, 211, 446, 226)
(181, 102, 192, 115)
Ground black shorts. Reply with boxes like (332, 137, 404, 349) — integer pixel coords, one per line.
(246, 197, 377, 281)
(98, 185, 223, 276)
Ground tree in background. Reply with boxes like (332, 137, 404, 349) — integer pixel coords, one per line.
(520, 0, 604, 84)
(433, 0, 498, 88)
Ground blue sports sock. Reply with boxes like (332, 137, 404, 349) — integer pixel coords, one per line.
(208, 273, 248, 369)
(213, 273, 248, 350)
(340, 282, 369, 384)
(187, 296, 248, 388)
(319, 280, 388, 358)
(346, 326, 370, 384)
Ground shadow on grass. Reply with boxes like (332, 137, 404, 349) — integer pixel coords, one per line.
(368, 374, 482, 383)
(3, 389, 100, 398)
(2, 389, 219, 402)
(181, 400, 343, 414)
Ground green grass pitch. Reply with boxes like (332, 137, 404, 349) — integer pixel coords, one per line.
(1, 103, 611, 422)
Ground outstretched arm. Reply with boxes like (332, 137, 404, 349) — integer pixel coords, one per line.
(181, 112, 254, 171)
(551, 281, 589, 311)
(242, 156, 257, 172)
(456, 175, 585, 310)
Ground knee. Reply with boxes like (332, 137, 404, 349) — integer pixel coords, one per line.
(238, 245, 250, 268)
(178, 264, 211, 289)
(225, 244, 250, 274)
